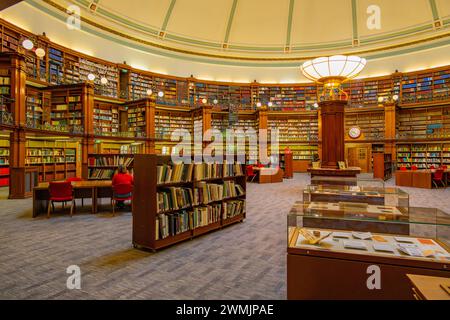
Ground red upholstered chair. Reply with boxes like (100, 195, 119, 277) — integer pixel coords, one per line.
(246, 165, 257, 182)
(111, 183, 133, 216)
(411, 165, 418, 171)
(66, 177, 84, 207)
(433, 169, 446, 188)
(400, 166, 407, 171)
(430, 165, 435, 170)
(257, 163, 265, 168)
(47, 181, 75, 218)
(442, 165, 448, 170)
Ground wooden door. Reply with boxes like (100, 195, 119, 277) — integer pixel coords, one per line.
(347, 146, 370, 173)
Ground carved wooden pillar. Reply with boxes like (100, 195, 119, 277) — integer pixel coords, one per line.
(145, 98, 155, 154)
(6, 53, 28, 198)
(384, 102, 397, 162)
(319, 100, 347, 169)
(81, 83, 95, 179)
(9, 129, 27, 199)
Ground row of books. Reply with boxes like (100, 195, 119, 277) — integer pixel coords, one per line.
(157, 162, 244, 184)
(223, 200, 245, 219)
(155, 200, 245, 240)
(88, 168, 116, 180)
(88, 156, 134, 167)
(193, 181, 245, 204)
(156, 210, 190, 240)
(157, 187, 193, 213)
(193, 162, 244, 180)
(157, 181, 245, 213)
(0, 76, 10, 85)
(192, 204, 221, 228)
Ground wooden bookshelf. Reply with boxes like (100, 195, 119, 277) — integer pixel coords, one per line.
(88, 140, 143, 179)
(93, 100, 120, 136)
(79, 58, 119, 98)
(133, 154, 246, 251)
(48, 86, 83, 133)
(25, 86, 51, 129)
(396, 106, 450, 140)
(1, 25, 19, 52)
(155, 108, 193, 140)
(0, 66, 11, 115)
(130, 72, 153, 100)
(93, 140, 144, 155)
(25, 139, 79, 182)
(373, 153, 392, 180)
(126, 100, 147, 136)
(345, 110, 385, 141)
(396, 143, 450, 169)
(87, 154, 134, 180)
(1, 18, 450, 109)
(268, 112, 319, 142)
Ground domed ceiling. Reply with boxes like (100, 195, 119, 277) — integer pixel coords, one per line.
(19, 0, 450, 62)
(2, 0, 450, 82)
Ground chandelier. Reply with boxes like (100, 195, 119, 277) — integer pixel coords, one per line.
(301, 55, 367, 101)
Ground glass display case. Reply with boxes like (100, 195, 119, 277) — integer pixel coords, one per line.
(302, 185, 409, 208)
(310, 176, 385, 187)
(287, 202, 450, 300)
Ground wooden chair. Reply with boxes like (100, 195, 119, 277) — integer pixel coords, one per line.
(47, 181, 75, 218)
(111, 183, 133, 216)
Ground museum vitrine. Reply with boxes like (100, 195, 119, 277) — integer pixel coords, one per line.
(302, 185, 409, 208)
(287, 202, 450, 300)
(310, 176, 385, 187)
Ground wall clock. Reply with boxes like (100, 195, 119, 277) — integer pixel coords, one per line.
(349, 126, 361, 139)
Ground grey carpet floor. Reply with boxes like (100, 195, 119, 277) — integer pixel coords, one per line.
(0, 173, 449, 300)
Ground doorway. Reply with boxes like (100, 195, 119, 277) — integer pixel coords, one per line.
(345, 144, 371, 173)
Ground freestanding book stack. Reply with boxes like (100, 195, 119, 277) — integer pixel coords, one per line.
(133, 155, 247, 251)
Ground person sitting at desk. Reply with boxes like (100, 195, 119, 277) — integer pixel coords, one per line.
(112, 165, 134, 209)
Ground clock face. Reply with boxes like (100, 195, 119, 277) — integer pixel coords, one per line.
(349, 127, 361, 139)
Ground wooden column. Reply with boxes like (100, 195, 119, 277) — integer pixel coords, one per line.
(201, 105, 213, 153)
(145, 98, 155, 154)
(9, 129, 27, 199)
(81, 137, 94, 179)
(384, 102, 397, 162)
(257, 107, 268, 164)
(319, 100, 347, 169)
(258, 107, 268, 131)
(6, 53, 28, 198)
(82, 83, 95, 135)
(81, 83, 95, 179)
(202, 105, 212, 133)
(4, 52, 27, 127)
